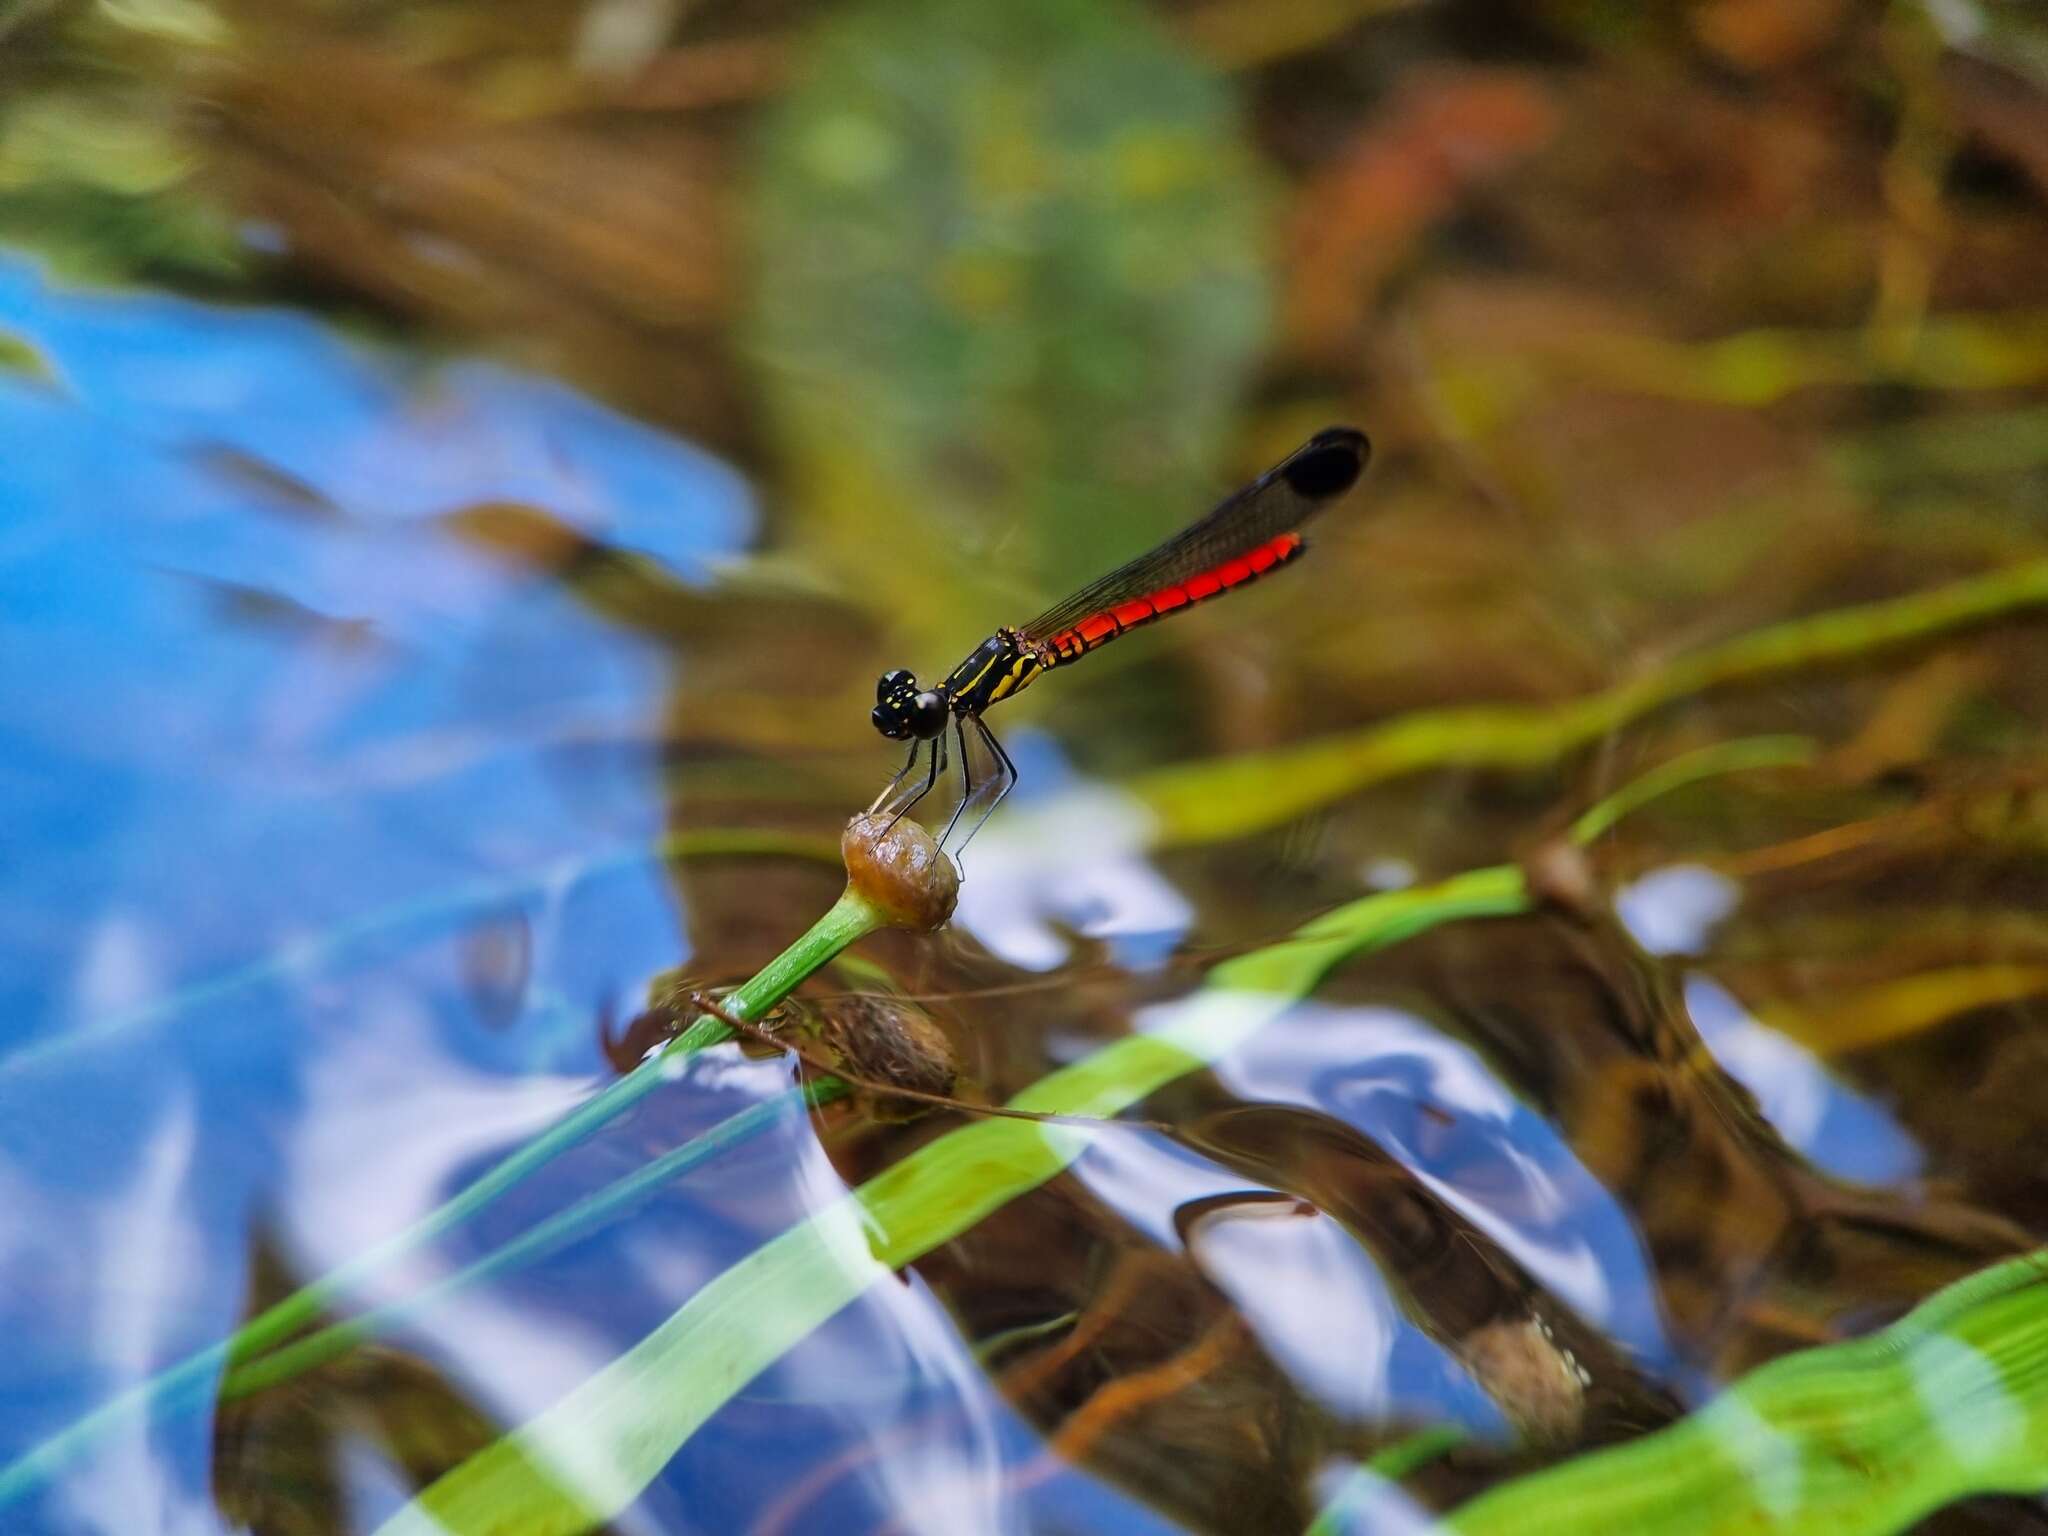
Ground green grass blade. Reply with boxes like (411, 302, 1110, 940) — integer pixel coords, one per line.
(1444, 1251, 2048, 1536)
(1566, 735, 1814, 844)
(1304, 1425, 1468, 1536)
(1134, 559, 2048, 846)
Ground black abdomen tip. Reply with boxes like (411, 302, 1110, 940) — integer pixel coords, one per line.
(1283, 427, 1371, 499)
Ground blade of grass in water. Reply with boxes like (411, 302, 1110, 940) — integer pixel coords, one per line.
(1497, 308, 2048, 406)
(1134, 558, 2048, 846)
(0, 738, 1806, 1511)
(371, 740, 1803, 1536)
(370, 900, 1524, 1536)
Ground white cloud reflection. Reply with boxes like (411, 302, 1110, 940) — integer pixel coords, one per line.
(54, 1090, 232, 1536)
(951, 739, 1191, 973)
(1615, 864, 1740, 956)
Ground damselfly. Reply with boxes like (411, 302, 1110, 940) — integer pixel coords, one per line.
(870, 427, 1371, 846)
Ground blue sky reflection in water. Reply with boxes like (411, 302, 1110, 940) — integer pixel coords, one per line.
(0, 257, 1200, 1536)
(0, 253, 739, 1526)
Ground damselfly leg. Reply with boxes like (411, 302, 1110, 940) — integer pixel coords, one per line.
(947, 714, 1015, 856)
(871, 715, 1010, 866)
(882, 728, 946, 831)
(938, 716, 976, 848)
(867, 739, 921, 814)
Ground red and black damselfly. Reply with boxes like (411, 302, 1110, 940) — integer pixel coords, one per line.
(870, 427, 1371, 847)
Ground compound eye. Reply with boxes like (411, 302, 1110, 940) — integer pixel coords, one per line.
(877, 668, 915, 702)
(911, 690, 948, 736)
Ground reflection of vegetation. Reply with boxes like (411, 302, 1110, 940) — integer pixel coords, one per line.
(0, 739, 1808, 1529)
(215, 1085, 844, 1402)
(1439, 308, 2048, 409)
(1756, 964, 2048, 1059)
(0, 175, 242, 281)
(0, 831, 848, 1506)
(0, 829, 843, 1075)
(1828, 402, 2048, 487)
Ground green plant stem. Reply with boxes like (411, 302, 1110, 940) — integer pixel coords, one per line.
(0, 885, 883, 1507)
(669, 886, 881, 1056)
(1828, 402, 2048, 486)
(1133, 559, 2048, 846)
(1505, 308, 2048, 406)
(1567, 735, 1814, 843)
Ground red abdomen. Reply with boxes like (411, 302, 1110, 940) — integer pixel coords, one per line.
(1043, 531, 1305, 663)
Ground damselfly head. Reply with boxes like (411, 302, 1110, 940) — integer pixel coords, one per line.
(871, 673, 948, 740)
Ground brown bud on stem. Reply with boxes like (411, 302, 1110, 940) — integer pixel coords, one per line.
(841, 812, 959, 931)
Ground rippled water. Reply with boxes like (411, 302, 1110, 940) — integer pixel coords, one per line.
(9, 4, 2048, 1530)
(10, 250, 2033, 1534)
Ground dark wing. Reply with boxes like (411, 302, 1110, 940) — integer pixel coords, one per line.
(1015, 427, 1370, 646)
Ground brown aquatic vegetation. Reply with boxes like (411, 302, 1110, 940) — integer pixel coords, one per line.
(785, 992, 959, 1117)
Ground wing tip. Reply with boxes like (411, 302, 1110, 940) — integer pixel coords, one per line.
(1283, 426, 1371, 500)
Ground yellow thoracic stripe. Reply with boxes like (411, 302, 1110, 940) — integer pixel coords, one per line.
(981, 653, 1041, 705)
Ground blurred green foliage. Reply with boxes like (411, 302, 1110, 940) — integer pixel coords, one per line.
(0, 8, 243, 282)
(748, 0, 1270, 651)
